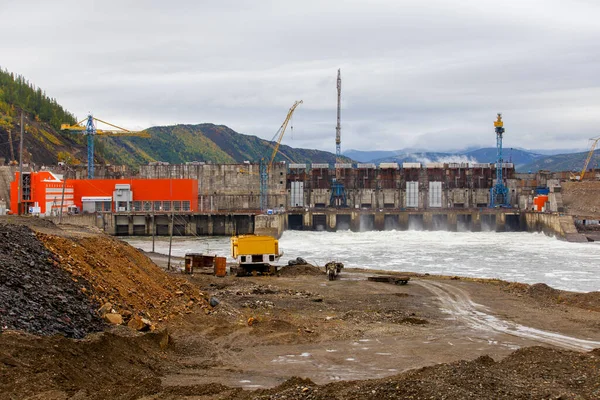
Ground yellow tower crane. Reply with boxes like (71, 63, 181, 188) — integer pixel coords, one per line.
(259, 100, 303, 211)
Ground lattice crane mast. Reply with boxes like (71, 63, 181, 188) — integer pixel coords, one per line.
(259, 100, 303, 211)
(490, 113, 509, 207)
(61, 114, 150, 179)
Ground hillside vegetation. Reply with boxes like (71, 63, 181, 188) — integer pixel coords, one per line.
(0, 69, 340, 168)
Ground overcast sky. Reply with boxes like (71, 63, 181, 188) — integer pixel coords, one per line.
(2, 0, 599, 154)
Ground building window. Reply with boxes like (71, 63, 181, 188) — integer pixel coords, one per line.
(133, 201, 141, 212)
(153, 201, 161, 211)
(163, 201, 171, 211)
(143, 201, 152, 211)
(103, 201, 112, 212)
(182, 201, 191, 211)
(95, 202, 103, 212)
(173, 201, 181, 211)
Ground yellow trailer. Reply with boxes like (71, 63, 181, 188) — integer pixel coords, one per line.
(230, 235, 282, 276)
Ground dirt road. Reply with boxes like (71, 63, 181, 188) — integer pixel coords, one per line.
(160, 270, 600, 391)
(415, 279, 600, 351)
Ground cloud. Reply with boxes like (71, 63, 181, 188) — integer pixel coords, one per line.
(2, 0, 600, 154)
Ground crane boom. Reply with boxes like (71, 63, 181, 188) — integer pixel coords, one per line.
(579, 136, 600, 181)
(61, 114, 150, 178)
(267, 100, 303, 172)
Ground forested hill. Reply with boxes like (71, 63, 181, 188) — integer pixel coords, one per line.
(0, 69, 341, 168)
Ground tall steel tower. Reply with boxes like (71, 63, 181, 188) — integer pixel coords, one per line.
(490, 113, 509, 207)
(330, 69, 347, 207)
(335, 69, 341, 161)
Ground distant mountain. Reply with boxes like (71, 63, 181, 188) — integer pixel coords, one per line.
(122, 123, 347, 166)
(464, 148, 543, 167)
(343, 149, 398, 162)
(519, 149, 600, 173)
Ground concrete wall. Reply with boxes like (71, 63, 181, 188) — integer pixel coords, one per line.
(523, 212, 586, 242)
(141, 163, 288, 211)
(255, 214, 285, 238)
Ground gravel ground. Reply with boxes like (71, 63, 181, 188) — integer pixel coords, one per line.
(0, 223, 103, 338)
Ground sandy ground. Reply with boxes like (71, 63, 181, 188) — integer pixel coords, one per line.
(2, 219, 600, 399)
(158, 265, 600, 391)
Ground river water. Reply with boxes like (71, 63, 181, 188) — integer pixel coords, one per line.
(123, 231, 600, 293)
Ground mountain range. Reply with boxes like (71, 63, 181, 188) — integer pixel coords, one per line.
(0, 68, 596, 173)
(344, 148, 599, 173)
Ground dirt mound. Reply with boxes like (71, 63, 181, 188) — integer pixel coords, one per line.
(0, 224, 103, 338)
(278, 264, 325, 277)
(232, 347, 600, 400)
(38, 233, 209, 325)
(500, 281, 600, 311)
(0, 330, 167, 400)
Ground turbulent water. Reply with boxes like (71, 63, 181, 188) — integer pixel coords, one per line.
(124, 231, 600, 293)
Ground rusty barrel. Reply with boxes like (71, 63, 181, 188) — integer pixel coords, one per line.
(214, 257, 227, 277)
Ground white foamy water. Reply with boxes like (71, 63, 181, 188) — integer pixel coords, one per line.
(123, 231, 600, 293)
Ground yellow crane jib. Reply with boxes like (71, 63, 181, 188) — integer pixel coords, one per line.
(61, 114, 151, 178)
(578, 136, 600, 181)
(267, 100, 303, 173)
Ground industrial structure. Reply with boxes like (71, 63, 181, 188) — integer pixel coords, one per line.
(61, 114, 150, 179)
(571, 136, 600, 181)
(10, 171, 198, 217)
(490, 113, 509, 207)
(330, 69, 347, 207)
(260, 101, 302, 211)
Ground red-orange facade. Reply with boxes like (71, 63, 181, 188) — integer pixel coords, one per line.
(11, 172, 199, 215)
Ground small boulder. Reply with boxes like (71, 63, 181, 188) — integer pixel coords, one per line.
(209, 297, 220, 307)
(103, 313, 123, 325)
(127, 316, 153, 331)
(98, 302, 112, 316)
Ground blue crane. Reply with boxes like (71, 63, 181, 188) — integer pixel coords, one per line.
(490, 113, 509, 207)
(61, 114, 150, 179)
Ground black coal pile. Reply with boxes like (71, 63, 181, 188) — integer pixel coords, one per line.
(0, 224, 104, 338)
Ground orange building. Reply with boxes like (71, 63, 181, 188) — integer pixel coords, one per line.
(11, 172, 199, 215)
(10, 171, 74, 215)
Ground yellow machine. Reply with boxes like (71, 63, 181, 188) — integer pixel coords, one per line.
(230, 235, 282, 276)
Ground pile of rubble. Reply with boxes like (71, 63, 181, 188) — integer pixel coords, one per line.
(0, 224, 103, 338)
(38, 233, 210, 328)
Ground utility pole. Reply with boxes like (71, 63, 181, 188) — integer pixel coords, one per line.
(59, 167, 68, 223)
(17, 112, 24, 215)
(151, 210, 155, 253)
(167, 209, 174, 271)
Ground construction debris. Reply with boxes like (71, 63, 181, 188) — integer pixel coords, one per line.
(368, 275, 411, 285)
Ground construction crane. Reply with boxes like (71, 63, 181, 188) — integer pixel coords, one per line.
(61, 114, 150, 179)
(330, 68, 347, 207)
(259, 100, 303, 211)
(489, 113, 509, 207)
(570, 136, 600, 181)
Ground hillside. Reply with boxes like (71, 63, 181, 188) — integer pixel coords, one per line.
(0, 69, 342, 169)
(519, 149, 600, 173)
